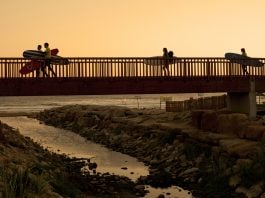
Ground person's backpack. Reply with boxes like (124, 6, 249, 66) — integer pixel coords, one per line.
(168, 51, 174, 63)
(168, 51, 174, 58)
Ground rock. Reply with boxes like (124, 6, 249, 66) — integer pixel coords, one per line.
(236, 159, 253, 170)
(150, 159, 159, 165)
(236, 183, 264, 198)
(149, 168, 159, 174)
(200, 110, 218, 132)
(180, 162, 188, 167)
(246, 182, 264, 198)
(219, 139, 258, 158)
(145, 170, 172, 188)
(195, 156, 203, 166)
(237, 158, 253, 164)
(137, 176, 148, 183)
(241, 125, 265, 140)
(197, 177, 203, 184)
(217, 113, 248, 136)
(134, 185, 145, 191)
(178, 154, 187, 162)
(222, 167, 232, 177)
(229, 175, 241, 187)
(88, 162, 98, 170)
(235, 186, 248, 196)
(178, 167, 199, 177)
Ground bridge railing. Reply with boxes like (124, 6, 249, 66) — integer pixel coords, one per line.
(0, 57, 265, 78)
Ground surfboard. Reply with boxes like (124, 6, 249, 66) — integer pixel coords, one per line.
(19, 61, 43, 75)
(51, 56, 69, 65)
(225, 53, 264, 67)
(144, 56, 177, 66)
(20, 49, 60, 74)
(23, 49, 59, 59)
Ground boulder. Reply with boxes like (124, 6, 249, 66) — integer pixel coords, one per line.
(246, 182, 264, 198)
(219, 139, 258, 158)
(217, 113, 249, 136)
(229, 175, 241, 187)
(241, 125, 265, 141)
(200, 110, 218, 132)
(178, 167, 199, 177)
(235, 186, 248, 196)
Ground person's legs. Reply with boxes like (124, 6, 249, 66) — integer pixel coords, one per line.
(242, 65, 249, 75)
(163, 59, 169, 76)
(36, 68, 40, 77)
(47, 65, 57, 77)
(42, 61, 49, 77)
(166, 66, 170, 76)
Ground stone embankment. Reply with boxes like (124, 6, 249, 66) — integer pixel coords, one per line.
(37, 105, 265, 198)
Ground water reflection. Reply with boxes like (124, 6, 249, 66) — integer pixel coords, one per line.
(0, 116, 192, 198)
(0, 116, 148, 181)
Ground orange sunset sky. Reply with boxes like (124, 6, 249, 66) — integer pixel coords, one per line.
(1, 0, 265, 57)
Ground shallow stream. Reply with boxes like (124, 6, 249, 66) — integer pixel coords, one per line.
(0, 116, 192, 198)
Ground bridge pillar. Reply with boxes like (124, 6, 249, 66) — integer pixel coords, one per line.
(227, 80, 256, 118)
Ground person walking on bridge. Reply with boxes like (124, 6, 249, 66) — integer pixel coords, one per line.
(36, 44, 42, 77)
(44, 42, 56, 77)
(241, 48, 249, 75)
(162, 48, 170, 76)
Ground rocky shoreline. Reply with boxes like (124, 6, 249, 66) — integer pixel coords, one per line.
(35, 104, 265, 197)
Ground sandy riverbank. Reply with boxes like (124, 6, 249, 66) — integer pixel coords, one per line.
(36, 104, 265, 197)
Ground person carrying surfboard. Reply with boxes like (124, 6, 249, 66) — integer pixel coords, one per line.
(41, 43, 50, 77)
(36, 45, 42, 77)
(43, 42, 56, 77)
(241, 48, 249, 75)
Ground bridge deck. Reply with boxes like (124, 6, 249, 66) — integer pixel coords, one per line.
(0, 57, 265, 95)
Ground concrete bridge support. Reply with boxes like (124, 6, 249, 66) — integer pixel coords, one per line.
(227, 80, 256, 118)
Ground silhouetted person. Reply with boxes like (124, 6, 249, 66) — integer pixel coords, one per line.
(43, 42, 56, 77)
(36, 44, 42, 77)
(241, 48, 249, 75)
(162, 48, 169, 76)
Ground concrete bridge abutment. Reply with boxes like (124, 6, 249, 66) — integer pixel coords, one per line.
(227, 80, 256, 118)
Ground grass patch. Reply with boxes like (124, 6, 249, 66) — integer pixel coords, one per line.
(51, 177, 81, 198)
(30, 174, 49, 195)
(0, 167, 30, 198)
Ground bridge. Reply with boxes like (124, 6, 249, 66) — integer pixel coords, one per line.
(1, 57, 265, 117)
